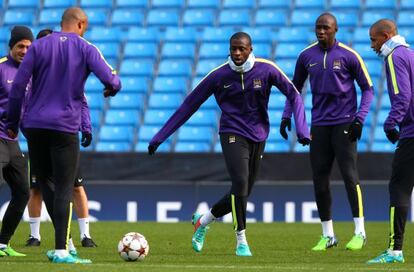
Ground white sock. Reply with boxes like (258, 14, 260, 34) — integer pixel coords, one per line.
(29, 217, 41, 240)
(200, 210, 215, 227)
(68, 238, 76, 251)
(78, 218, 91, 239)
(353, 217, 366, 237)
(236, 230, 248, 247)
(54, 249, 69, 258)
(392, 250, 403, 256)
(321, 220, 334, 237)
(0, 243, 7, 249)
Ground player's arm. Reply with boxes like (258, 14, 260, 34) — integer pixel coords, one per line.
(384, 52, 411, 137)
(80, 94, 92, 147)
(148, 74, 216, 153)
(6, 46, 35, 136)
(85, 40, 121, 97)
(270, 61, 310, 143)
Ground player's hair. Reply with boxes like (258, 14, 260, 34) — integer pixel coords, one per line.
(230, 32, 252, 46)
(36, 29, 53, 40)
(316, 12, 338, 29)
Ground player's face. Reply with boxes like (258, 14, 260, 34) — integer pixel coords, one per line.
(315, 15, 337, 48)
(369, 27, 390, 55)
(230, 37, 252, 66)
(10, 39, 32, 63)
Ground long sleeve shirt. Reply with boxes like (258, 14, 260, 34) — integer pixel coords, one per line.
(283, 41, 374, 126)
(384, 45, 414, 139)
(7, 31, 121, 134)
(150, 58, 309, 145)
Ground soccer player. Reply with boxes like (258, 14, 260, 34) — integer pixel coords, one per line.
(0, 25, 33, 257)
(6, 7, 121, 264)
(26, 29, 97, 248)
(367, 19, 413, 264)
(280, 13, 374, 251)
(148, 32, 310, 256)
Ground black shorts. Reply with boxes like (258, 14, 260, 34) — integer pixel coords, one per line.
(30, 166, 83, 189)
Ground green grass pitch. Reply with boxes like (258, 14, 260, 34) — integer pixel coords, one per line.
(1, 221, 414, 271)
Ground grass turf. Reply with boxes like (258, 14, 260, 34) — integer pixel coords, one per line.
(1, 221, 414, 271)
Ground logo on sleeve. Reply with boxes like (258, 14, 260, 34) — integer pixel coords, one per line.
(253, 79, 262, 89)
(6, 79, 13, 84)
(223, 84, 232, 89)
(333, 60, 341, 70)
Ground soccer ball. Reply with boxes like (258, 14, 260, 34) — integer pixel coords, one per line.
(118, 232, 149, 261)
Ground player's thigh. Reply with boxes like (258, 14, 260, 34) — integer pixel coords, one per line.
(24, 129, 52, 178)
(3, 141, 29, 197)
(310, 126, 335, 172)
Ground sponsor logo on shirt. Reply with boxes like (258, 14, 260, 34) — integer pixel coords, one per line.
(333, 60, 341, 70)
(6, 79, 13, 84)
(309, 63, 318, 68)
(229, 135, 236, 143)
(253, 79, 262, 89)
(60, 36, 68, 42)
(223, 84, 232, 89)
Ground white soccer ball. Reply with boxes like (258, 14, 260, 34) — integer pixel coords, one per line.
(118, 232, 149, 261)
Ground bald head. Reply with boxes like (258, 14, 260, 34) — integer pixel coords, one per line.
(370, 19, 397, 36)
(60, 7, 88, 36)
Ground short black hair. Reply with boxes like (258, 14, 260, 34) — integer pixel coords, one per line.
(230, 32, 252, 45)
(316, 12, 338, 29)
(36, 29, 53, 40)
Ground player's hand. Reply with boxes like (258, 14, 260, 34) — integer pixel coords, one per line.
(81, 132, 92, 147)
(7, 129, 17, 139)
(280, 118, 291, 140)
(103, 88, 116, 97)
(297, 137, 310, 146)
(385, 128, 399, 144)
(148, 143, 160, 155)
(348, 119, 363, 142)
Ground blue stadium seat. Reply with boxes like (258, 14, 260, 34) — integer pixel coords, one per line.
(199, 42, 228, 59)
(148, 93, 182, 108)
(265, 141, 290, 152)
(202, 27, 235, 42)
(253, 43, 272, 59)
(84, 9, 108, 26)
(8, 0, 40, 9)
(278, 27, 311, 43)
(199, 95, 218, 110)
(276, 43, 306, 59)
(96, 142, 131, 152)
(135, 142, 171, 152)
(175, 142, 211, 152)
(223, 0, 255, 9)
(352, 43, 377, 60)
(120, 59, 154, 77)
(214, 141, 221, 152)
(177, 126, 214, 142)
(120, 76, 149, 93)
(357, 142, 369, 152)
(352, 28, 370, 43)
(19, 140, 28, 152)
(3, 11, 34, 25)
(295, 0, 325, 9)
(0, 28, 9, 42)
(379, 94, 391, 109)
(116, 0, 148, 8)
(164, 27, 198, 43)
(38, 9, 63, 26)
(109, 93, 145, 109)
(330, 0, 360, 9)
(99, 125, 135, 141)
(331, 11, 358, 27)
(161, 43, 196, 59)
(127, 27, 160, 42)
(143, 110, 174, 125)
(158, 60, 192, 76)
(268, 93, 286, 110)
(123, 42, 158, 59)
(335, 30, 352, 44)
(397, 12, 414, 27)
(360, 125, 371, 143)
(111, 10, 144, 26)
(268, 126, 286, 142)
(187, 0, 220, 8)
(365, 0, 395, 9)
(81, 0, 112, 8)
(293, 142, 310, 153)
(147, 10, 179, 26)
(268, 110, 284, 126)
(105, 109, 140, 126)
(85, 27, 122, 43)
(361, 11, 394, 27)
(85, 76, 104, 92)
(373, 126, 387, 142)
(219, 10, 251, 26)
(291, 10, 321, 27)
(376, 109, 389, 125)
(398, 28, 414, 44)
(90, 109, 102, 127)
(370, 141, 395, 152)
(94, 42, 119, 59)
(274, 59, 296, 76)
(43, 0, 76, 8)
(85, 93, 105, 110)
(255, 9, 288, 27)
(153, 77, 187, 93)
(364, 60, 383, 77)
(401, 0, 414, 9)
(183, 9, 216, 27)
(241, 27, 273, 43)
(137, 125, 162, 141)
(152, 0, 185, 8)
(192, 76, 204, 89)
(304, 93, 312, 109)
(196, 59, 225, 76)
(187, 110, 218, 126)
(258, 0, 290, 9)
